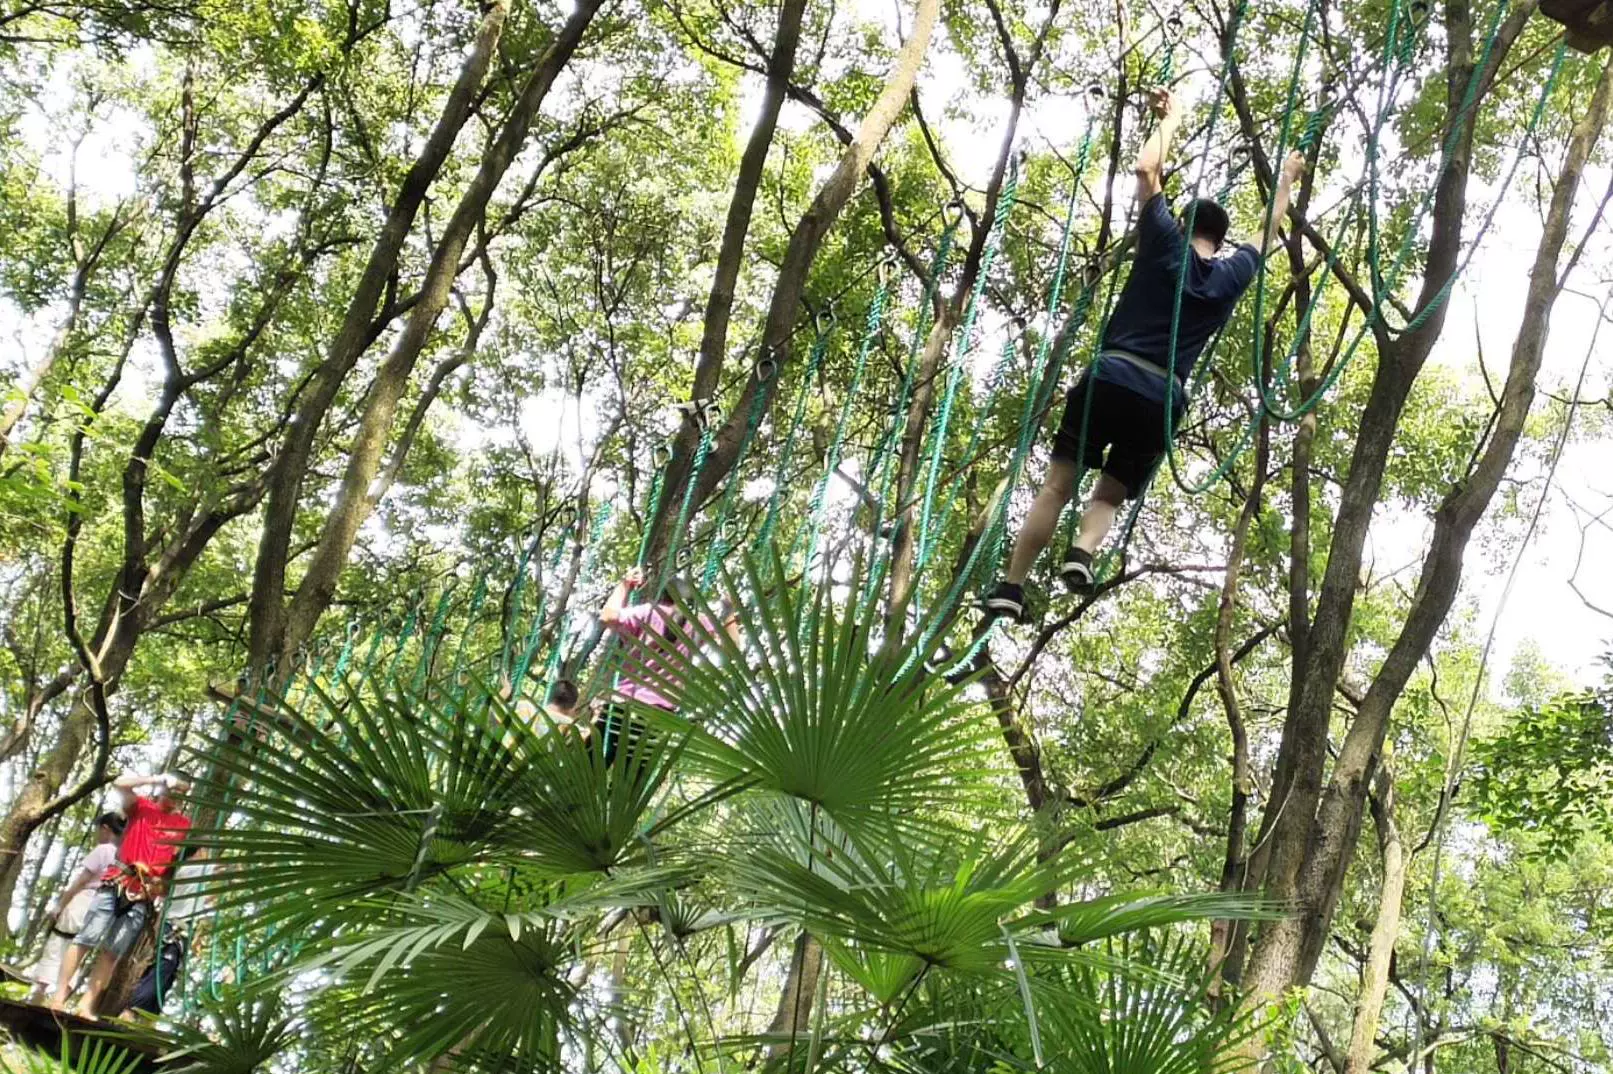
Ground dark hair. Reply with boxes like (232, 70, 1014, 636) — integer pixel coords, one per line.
(655, 575, 699, 638)
(1181, 197, 1231, 249)
(656, 576, 697, 609)
(169, 770, 195, 788)
(96, 812, 126, 836)
(548, 679, 580, 710)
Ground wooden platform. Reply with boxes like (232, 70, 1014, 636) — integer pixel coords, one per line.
(0, 995, 166, 1070)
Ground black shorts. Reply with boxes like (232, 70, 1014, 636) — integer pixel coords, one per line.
(592, 703, 671, 768)
(1051, 375, 1177, 499)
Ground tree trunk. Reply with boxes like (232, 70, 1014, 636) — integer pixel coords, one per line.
(1208, 352, 1273, 989)
(0, 695, 98, 929)
(0, 155, 122, 457)
(1292, 49, 1612, 992)
(1240, 0, 1538, 1003)
(653, 0, 809, 567)
(646, 0, 941, 565)
(765, 931, 825, 1062)
(691, 0, 809, 404)
(1244, 30, 1608, 1003)
(1345, 765, 1405, 1074)
(0, 336, 69, 456)
(882, 102, 1021, 632)
(247, 0, 511, 670)
(883, 1, 1076, 631)
(275, 0, 605, 661)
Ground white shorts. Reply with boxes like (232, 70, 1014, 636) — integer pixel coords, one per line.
(26, 932, 72, 987)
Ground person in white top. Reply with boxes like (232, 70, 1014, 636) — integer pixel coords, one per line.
(505, 678, 587, 740)
(25, 813, 124, 1003)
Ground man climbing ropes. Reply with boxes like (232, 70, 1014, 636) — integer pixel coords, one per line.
(983, 88, 1304, 622)
(52, 770, 192, 1016)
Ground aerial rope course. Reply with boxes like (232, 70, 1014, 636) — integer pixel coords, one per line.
(14, 0, 1592, 1043)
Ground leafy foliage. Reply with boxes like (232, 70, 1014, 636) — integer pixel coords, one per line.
(0, 0, 1609, 1070)
(147, 553, 1273, 1071)
(1471, 663, 1613, 860)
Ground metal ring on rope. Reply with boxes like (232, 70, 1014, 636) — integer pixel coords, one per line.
(876, 251, 896, 288)
(670, 397, 713, 425)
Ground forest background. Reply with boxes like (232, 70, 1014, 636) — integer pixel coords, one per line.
(1, 0, 1613, 1070)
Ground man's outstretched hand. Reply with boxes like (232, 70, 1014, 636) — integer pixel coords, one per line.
(1148, 87, 1181, 121)
(1261, 150, 1307, 254)
(1281, 149, 1305, 183)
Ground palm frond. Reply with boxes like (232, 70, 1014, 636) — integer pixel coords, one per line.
(0, 1036, 147, 1074)
(313, 899, 575, 1073)
(613, 548, 1001, 848)
(1037, 933, 1262, 1074)
(1018, 891, 1283, 948)
(156, 989, 297, 1074)
(725, 822, 1060, 975)
(186, 676, 677, 937)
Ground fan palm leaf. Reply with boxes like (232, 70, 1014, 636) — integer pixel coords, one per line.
(1018, 891, 1286, 949)
(0, 1037, 146, 1074)
(1036, 932, 1261, 1074)
(606, 549, 1000, 851)
(301, 893, 576, 1072)
(186, 676, 679, 934)
(725, 823, 1064, 974)
(155, 989, 298, 1074)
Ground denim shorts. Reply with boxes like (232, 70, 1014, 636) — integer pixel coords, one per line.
(74, 885, 150, 957)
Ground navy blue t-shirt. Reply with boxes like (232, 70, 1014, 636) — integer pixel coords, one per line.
(1095, 193, 1262, 405)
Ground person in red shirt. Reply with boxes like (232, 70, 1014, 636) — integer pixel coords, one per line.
(53, 770, 192, 1016)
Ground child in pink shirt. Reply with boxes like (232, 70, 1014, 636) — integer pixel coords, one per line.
(597, 568, 736, 763)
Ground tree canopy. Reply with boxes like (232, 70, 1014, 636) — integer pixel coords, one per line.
(0, 0, 1611, 1071)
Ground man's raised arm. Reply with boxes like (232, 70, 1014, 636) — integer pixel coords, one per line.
(1134, 88, 1183, 203)
(110, 771, 179, 811)
(1261, 150, 1306, 255)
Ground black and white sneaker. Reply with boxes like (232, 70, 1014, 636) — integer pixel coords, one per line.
(980, 581, 1027, 622)
(922, 642, 956, 676)
(1059, 547, 1096, 593)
